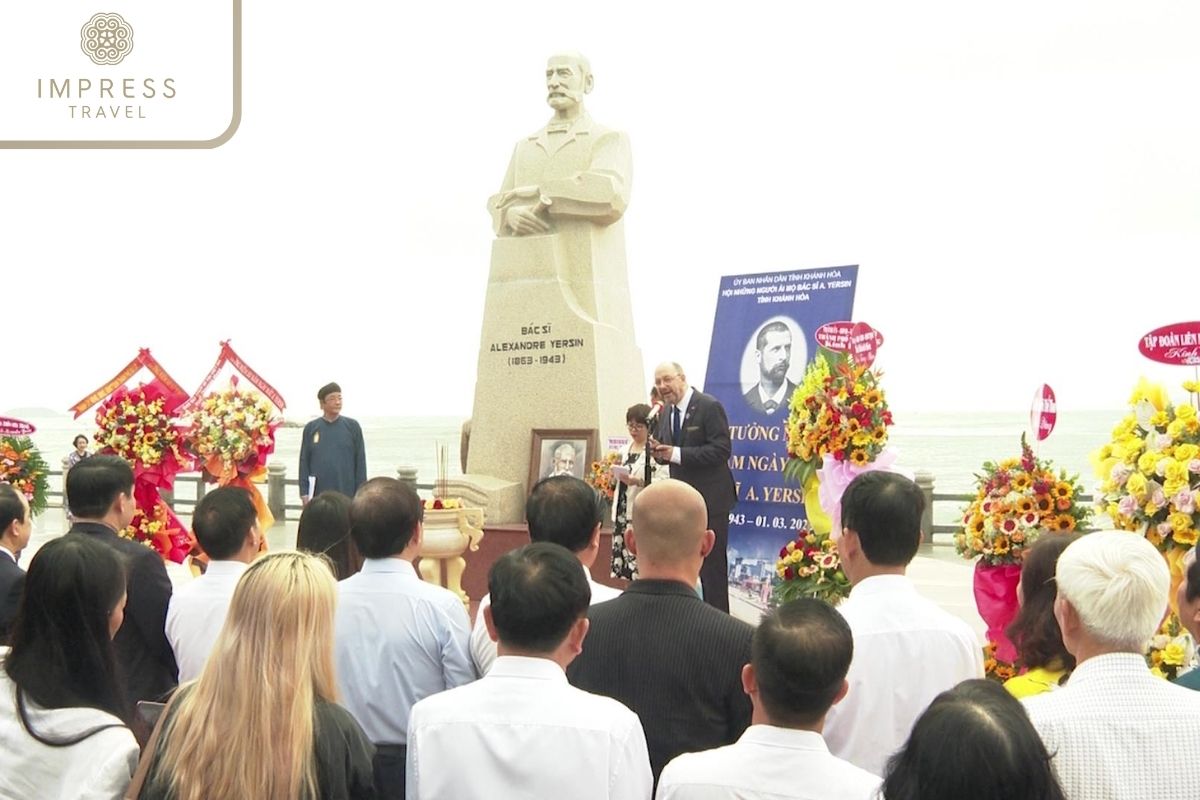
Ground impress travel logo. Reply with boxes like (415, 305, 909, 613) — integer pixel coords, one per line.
(81, 13, 135, 66)
(0, 2, 241, 148)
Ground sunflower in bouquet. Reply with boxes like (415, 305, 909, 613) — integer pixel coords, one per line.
(94, 382, 189, 475)
(93, 381, 192, 561)
(1093, 379, 1200, 552)
(955, 434, 1091, 566)
(0, 437, 49, 516)
(585, 451, 623, 502)
(185, 381, 280, 485)
(784, 349, 893, 488)
(982, 641, 1018, 684)
(773, 520, 852, 606)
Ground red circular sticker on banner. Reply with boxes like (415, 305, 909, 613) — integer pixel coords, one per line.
(0, 417, 36, 436)
(1139, 322, 1200, 365)
(1029, 384, 1057, 442)
(849, 322, 883, 367)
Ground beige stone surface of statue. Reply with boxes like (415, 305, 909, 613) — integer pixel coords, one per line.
(464, 53, 646, 517)
(489, 54, 631, 239)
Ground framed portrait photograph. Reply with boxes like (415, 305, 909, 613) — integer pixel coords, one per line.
(529, 428, 598, 490)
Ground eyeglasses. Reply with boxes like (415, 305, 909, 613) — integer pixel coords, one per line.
(626, 422, 647, 430)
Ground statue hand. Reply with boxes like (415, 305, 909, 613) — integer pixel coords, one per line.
(505, 205, 551, 236)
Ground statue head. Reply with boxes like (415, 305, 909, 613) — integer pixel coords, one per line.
(545, 52, 593, 114)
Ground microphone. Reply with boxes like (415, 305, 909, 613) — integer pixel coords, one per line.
(646, 401, 663, 423)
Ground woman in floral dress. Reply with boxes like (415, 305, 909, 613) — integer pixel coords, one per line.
(610, 403, 667, 579)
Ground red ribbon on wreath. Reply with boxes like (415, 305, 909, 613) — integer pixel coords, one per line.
(92, 378, 194, 563)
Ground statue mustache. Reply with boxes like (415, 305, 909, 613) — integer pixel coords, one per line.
(548, 88, 585, 103)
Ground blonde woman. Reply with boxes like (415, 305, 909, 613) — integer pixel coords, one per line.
(136, 552, 376, 800)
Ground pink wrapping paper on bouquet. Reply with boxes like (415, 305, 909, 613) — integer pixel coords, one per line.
(817, 449, 908, 539)
(973, 561, 1022, 664)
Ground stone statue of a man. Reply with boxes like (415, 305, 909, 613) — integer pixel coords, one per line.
(489, 53, 632, 240)
(466, 53, 643, 511)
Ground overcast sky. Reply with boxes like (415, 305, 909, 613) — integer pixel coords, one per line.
(4, 1, 1198, 419)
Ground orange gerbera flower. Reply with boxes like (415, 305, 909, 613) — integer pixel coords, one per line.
(1055, 514, 1076, 532)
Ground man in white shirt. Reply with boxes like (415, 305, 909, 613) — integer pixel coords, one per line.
(334, 477, 475, 800)
(1023, 531, 1200, 800)
(658, 597, 881, 799)
(408, 542, 652, 799)
(470, 475, 620, 675)
(822, 471, 983, 776)
(165, 486, 261, 681)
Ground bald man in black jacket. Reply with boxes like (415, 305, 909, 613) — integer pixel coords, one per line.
(567, 480, 752, 786)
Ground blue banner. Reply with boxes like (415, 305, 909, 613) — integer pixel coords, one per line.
(703, 266, 859, 571)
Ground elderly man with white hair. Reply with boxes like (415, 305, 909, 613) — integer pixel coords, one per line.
(1023, 530, 1200, 800)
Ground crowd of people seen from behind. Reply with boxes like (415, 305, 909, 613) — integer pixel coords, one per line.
(2, 452, 1200, 799)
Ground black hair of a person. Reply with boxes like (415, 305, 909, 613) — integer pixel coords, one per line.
(1184, 551, 1200, 603)
(349, 478, 423, 559)
(296, 491, 362, 579)
(65, 455, 134, 519)
(1006, 532, 1080, 674)
(488, 542, 590, 653)
(881, 679, 1066, 800)
(3, 535, 131, 744)
(0, 483, 26, 535)
(525, 476, 602, 554)
(192, 486, 258, 561)
(753, 598, 853, 726)
(625, 403, 651, 425)
(840, 471, 923, 565)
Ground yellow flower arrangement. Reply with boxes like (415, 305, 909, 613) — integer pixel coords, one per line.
(784, 349, 893, 488)
(585, 451, 624, 502)
(94, 382, 189, 475)
(1093, 379, 1200, 553)
(773, 521, 852, 605)
(982, 641, 1018, 684)
(0, 437, 49, 516)
(955, 434, 1091, 565)
(185, 384, 279, 483)
(1148, 614, 1195, 681)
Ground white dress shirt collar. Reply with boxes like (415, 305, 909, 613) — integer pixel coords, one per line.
(674, 386, 695, 419)
(1068, 651, 1155, 682)
(756, 381, 789, 410)
(360, 557, 418, 576)
(738, 725, 829, 752)
(487, 655, 567, 683)
(847, 573, 914, 599)
(201, 559, 250, 578)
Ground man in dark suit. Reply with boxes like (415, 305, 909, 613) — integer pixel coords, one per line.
(743, 321, 799, 416)
(567, 479, 752, 785)
(0, 483, 32, 642)
(67, 455, 177, 702)
(650, 361, 738, 611)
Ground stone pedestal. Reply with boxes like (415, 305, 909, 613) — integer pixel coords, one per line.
(465, 228, 645, 520)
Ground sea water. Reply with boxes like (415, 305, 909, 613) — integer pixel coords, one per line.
(10, 406, 1122, 526)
